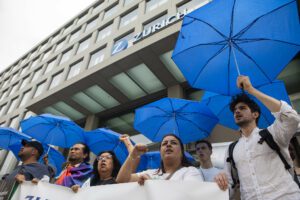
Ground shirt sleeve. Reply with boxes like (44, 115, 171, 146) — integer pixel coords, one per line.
(268, 101, 300, 147)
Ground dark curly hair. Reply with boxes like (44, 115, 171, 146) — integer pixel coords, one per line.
(90, 151, 121, 186)
(229, 93, 261, 124)
(157, 134, 192, 175)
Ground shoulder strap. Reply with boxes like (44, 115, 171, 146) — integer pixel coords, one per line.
(258, 129, 300, 188)
(226, 140, 239, 188)
(258, 129, 291, 170)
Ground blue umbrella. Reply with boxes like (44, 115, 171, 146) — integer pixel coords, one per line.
(9, 142, 65, 176)
(84, 128, 131, 164)
(20, 114, 85, 148)
(201, 80, 291, 130)
(134, 98, 219, 144)
(172, 0, 300, 95)
(137, 151, 196, 172)
(0, 127, 30, 149)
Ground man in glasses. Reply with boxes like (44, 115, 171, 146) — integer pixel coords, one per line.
(195, 140, 220, 182)
(55, 143, 93, 188)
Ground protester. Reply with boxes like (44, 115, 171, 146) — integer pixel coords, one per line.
(71, 151, 121, 192)
(55, 143, 93, 188)
(3, 140, 50, 183)
(116, 134, 203, 184)
(289, 137, 300, 183)
(195, 140, 220, 182)
(215, 76, 300, 199)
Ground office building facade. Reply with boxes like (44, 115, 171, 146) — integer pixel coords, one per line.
(0, 0, 299, 175)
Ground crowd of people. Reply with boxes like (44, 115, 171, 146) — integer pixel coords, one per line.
(2, 76, 300, 199)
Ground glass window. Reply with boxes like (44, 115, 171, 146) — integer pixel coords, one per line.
(76, 37, 91, 54)
(10, 72, 19, 83)
(119, 8, 138, 28)
(67, 60, 82, 80)
(124, 0, 135, 6)
(103, 4, 118, 20)
(9, 116, 19, 129)
(9, 84, 19, 96)
(49, 72, 63, 89)
(32, 68, 43, 82)
(97, 23, 113, 43)
(42, 49, 51, 61)
(20, 65, 29, 76)
(39, 41, 48, 52)
(146, 0, 169, 13)
(20, 58, 27, 67)
(29, 49, 38, 60)
(7, 98, 18, 114)
(34, 81, 46, 98)
(63, 23, 73, 34)
(51, 33, 60, 44)
(110, 73, 146, 100)
(88, 48, 105, 68)
(20, 76, 30, 89)
(144, 14, 167, 30)
(19, 90, 32, 107)
(93, 1, 105, 13)
(77, 12, 88, 24)
(69, 29, 81, 43)
(31, 58, 39, 69)
(59, 49, 72, 65)
(85, 17, 98, 32)
(177, 0, 211, 13)
(44, 59, 56, 74)
(0, 104, 7, 116)
(2, 78, 9, 88)
(112, 32, 135, 55)
(0, 90, 8, 101)
(55, 40, 65, 52)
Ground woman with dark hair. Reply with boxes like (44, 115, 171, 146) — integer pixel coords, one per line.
(116, 134, 203, 184)
(89, 151, 121, 186)
(71, 151, 121, 192)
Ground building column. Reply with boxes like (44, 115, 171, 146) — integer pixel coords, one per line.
(167, 84, 184, 98)
(84, 115, 99, 164)
(0, 152, 18, 176)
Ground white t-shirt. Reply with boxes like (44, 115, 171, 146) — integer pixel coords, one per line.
(137, 166, 203, 181)
(199, 167, 220, 182)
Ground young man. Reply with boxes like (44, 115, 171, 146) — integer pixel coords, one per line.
(3, 140, 50, 183)
(215, 76, 300, 199)
(195, 140, 220, 182)
(55, 143, 93, 188)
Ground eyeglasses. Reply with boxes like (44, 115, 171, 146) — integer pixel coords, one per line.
(97, 155, 112, 161)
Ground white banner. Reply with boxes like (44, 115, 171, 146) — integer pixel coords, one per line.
(11, 180, 228, 200)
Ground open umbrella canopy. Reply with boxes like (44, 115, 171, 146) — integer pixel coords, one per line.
(137, 151, 196, 172)
(134, 98, 219, 144)
(9, 142, 65, 176)
(172, 0, 300, 95)
(0, 127, 30, 150)
(201, 80, 291, 130)
(20, 114, 85, 148)
(84, 128, 131, 164)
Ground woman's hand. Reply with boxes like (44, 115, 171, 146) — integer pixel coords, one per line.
(137, 174, 151, 186)
(71, 185, 80, 193)
(130, 144, 148, 160)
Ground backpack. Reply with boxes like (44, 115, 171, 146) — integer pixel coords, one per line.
(226, 129, 300, 189)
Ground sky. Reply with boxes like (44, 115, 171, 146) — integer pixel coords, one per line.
(0, 0, 96, 73)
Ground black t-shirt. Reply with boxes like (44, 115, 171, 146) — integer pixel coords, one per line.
(90, 177, 116, 186)
(4, 162, 50, 182)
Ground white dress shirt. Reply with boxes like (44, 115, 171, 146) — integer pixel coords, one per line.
(224, 101, 300, 200)
(137, 166, 204, 181)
